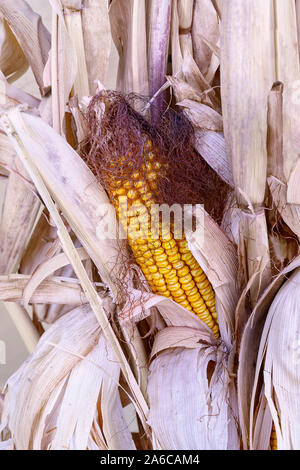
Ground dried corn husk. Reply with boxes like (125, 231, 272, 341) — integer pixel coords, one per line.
(147, 0, 171, 117)
(221, 0, 274, 303)
(0, 17, 28, 83)
(0, 0, 50, 95)
(0, 274, 87, 305)
(147, 337, 239, 450)
(81, 0, 111, 95)
(110, 0, 148, 96)
(238, 255, 300, 448)
(191, 0, 219, 79)
(0, 305, 135, 450)
(250, 268, 300, 449)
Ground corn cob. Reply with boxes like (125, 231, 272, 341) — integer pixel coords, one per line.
(107, 139, 219, 338)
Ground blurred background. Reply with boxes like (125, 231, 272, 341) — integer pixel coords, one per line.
(0, 0, 118, 387)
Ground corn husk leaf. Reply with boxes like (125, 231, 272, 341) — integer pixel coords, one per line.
(147, 333, 239, 450)
(147, 0, 171, 117)
(82, 0, 111, 96)
(221, 0, 275, 206)
(176, 98, 223, 131)
(109, 0, 148, 96)
(0, 305, 135, 450)
(238, 255, 300, 448)
(0, 17, 28, 83)
(2, 109, 122, 300)
(191, 0, 219, 79)
(49, 0, 78, 134)
(0, 0, 51, 95)
(0, 274, 88, 305)
(250, 268, 300, 449)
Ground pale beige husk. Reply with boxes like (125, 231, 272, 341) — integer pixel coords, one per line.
(2, 0, 300, 453)
(250, 268, 300, 450)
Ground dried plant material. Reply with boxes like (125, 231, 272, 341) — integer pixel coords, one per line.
(0, 305, 135, 450)
(2, 109, 122, 299)
(166, 75, 202, 102)
(267, 82, 284, 180)
(221, 0, 275, 207)
(238, 210, 272, 306)
(177, 0, 194, 74)
(176, 98, 223, 131)
(0, 0, 51, 95)
(110, 0, 149, 96)
(191, 0, 219, 78)
(268, 176, 300, 240)
(187, 208, 238, 348)
(0, 171, 41, 275)
(221, 0, 274, 302)
(147, 340, 239, 449)
(0, 71, 40, 109)
(82, 0, 111, 96)
(0, 274, 87, 305)
(147, 0, 172, 119)
(194, 130, 233, 188)
(238, 255, 300, 448)
(23, 247, 89, 305)
(181, 45, 220, 110)
(0, 18, 28, 83)
(50, 0, 78, 134)
(274, 1, 300, 197)
(69, 97, 88, 143)
(20, 216, 57, 275)
(250, 268, 300, 449)
(62, 1, 90, 99)
(170, 0, 183, 75)
(2, 109, 150, 433)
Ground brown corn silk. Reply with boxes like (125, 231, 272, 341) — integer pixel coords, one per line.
(83, 92, 230, 337)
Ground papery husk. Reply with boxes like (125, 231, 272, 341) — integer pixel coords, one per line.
(0, 274, 87, 305)
(119, 282, 239, 450)
(221, 0, 274, 303)
(0, 18, 28, 83)
(147, 0, 171, 118)
(0, 305, 135, 450)
(49, 0, 78, 134)
(81, 0, 111, 96)
(167, 75, 233, 187)
(61, 0, 89, 99)
(0, 0, 50, 95)
(187, 207, 238, 349)
(109, 0, 148, 96)
(176, 98, 223, 131)
(170, 0, 183, 75)
(237, 209, 272, 307)
(273, 0, 300, 200)
(194, 130, 233, 188)
(191, 0, 219, 79)
(250, 268, 300, 449)
(0, 171, 41, 275)
(1, 109, 122, 300)
(147, 340, 239, 450)
(177, 0, 193, 71)
(0, 133, 41, 353)
(237, 255, 300, 449)
(221, 0, 275, 206)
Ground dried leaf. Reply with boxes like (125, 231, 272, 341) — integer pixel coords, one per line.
(0, 0, 51, 95)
